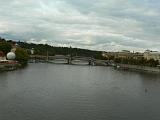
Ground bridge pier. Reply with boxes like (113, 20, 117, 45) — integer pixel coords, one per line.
(88, 58, 95, 66)
(67, 58, 71, 64)
(89, 59, 92, 65)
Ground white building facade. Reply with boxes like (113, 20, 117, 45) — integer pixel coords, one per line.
(144, 50, 160, 62)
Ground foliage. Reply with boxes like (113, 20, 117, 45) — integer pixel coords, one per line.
(18, 42, 104, 59)
(114, 57, 159, 67)
(0, 40, 12, 54)
(15, 48, 29, 66)
(0, 36, 105, 61)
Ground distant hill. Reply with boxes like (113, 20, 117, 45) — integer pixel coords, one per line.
(0, 37, 105, 59)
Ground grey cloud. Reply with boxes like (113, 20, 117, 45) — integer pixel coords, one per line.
(0, 0, 160, 52)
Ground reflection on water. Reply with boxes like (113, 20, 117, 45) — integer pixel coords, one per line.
(0, 63, 160, 120)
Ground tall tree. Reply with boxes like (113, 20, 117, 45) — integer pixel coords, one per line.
(0, 41, 12, 54)
(15, 48, 29, 66)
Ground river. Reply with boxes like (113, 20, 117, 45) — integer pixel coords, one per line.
(0, 63, 160, 120)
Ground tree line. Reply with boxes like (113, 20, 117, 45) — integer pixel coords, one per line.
(18, 41, 104, 59)
(0, 37, 105, 63)
(114, 57, 159, 67)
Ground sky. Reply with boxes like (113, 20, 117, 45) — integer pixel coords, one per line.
(0, 0, 160, 52)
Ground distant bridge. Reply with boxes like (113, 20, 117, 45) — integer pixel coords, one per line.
(29, 55, 109, 66)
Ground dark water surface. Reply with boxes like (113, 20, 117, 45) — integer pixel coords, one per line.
(0, 63, 160, 120)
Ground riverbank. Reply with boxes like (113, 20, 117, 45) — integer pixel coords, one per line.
(0, 60, 20, 71)
(115, 63, 160, 73)
(1, 63, 160, 120)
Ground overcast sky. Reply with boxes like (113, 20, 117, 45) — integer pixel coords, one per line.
(0, 0, 160, 51)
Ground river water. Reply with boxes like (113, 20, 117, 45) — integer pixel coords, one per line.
(0, 63, 160, 120)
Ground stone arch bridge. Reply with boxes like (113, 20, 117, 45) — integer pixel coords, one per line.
(29, 55, 109, 66)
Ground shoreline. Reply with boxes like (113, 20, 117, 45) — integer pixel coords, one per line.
(0, 61, 21, 71)
(1, 61, 160, 73)
(115, 63, 160, 73)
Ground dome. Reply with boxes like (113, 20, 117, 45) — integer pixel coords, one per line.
(7, 52, 16, 60)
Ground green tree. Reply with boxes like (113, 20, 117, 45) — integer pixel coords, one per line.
(147, 59, 159, 67)
(0, 42, 12, 54)
(15, 48, 29, 66)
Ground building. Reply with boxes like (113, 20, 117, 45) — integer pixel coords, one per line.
(31, 48, 34, 55)
(102, 52, 116, 59)
(0, 51, 6, 60)
(116, 50, 133, 59)
(133, 52, 144, 60)
(144, 50, 160, 62)
(102, 50, 133, 59)
(11, 43, 19, 53)
(102, 50, 144, 60)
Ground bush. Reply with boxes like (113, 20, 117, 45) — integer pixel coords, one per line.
(0, 41, 12, 54)
(114, 57, 159, 67)
(15, 48, 29, 66)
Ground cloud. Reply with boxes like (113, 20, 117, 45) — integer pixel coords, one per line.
(0, 0, 160, 52)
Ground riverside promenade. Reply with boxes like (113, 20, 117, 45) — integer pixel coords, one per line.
(116, 64, 160, 73)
